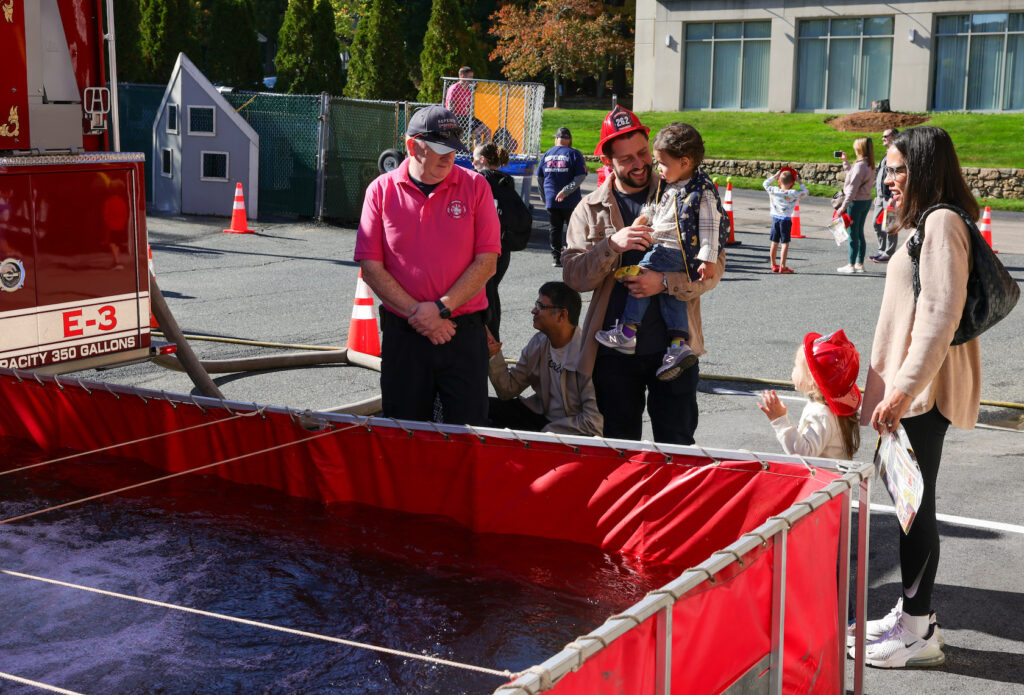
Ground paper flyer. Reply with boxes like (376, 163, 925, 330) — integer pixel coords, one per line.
(874, 427, 925, 534)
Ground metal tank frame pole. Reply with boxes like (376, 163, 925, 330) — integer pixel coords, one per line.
(104, 0, 120, 152)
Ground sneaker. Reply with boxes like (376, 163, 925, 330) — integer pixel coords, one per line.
(656, 342, 697, 381)
(868, 253, 881, 262)
(595, 322, 637, 354)
(861, 620, 945, 668)
(837, 264, 856, 274)
(854, 263, 866, 273)
(771, 264, 781, 273)
(847, 598, 944, 650)
(779, 266, 795, 274)
(552, 259, 562, 267)
(873, 255, 890, 264)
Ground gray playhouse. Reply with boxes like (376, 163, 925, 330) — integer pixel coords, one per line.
(151, 53, 259, 218)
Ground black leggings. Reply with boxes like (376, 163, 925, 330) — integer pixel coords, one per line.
(899, 405, 950, 616)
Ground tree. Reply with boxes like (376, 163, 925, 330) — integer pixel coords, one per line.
(138, 0, 198, 82)
(418, 0, 484, 103)
(113, 0, 144, 82)
(206, 0, 263, 90)
(489, 0, 630, 108)
(344, 0, 413, 99)
(275, 0, 344, 94)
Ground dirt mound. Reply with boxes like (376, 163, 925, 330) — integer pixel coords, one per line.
(828, 111, 929, 132)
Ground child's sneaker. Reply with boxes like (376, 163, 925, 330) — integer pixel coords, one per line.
(614, 265, 643, 280)
(656, 342, 697, 381)
(595, 322, 636, 354)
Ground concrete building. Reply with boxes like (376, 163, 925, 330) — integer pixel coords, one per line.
(151, 53, 259, 218)
(634, 1, 1024, 113)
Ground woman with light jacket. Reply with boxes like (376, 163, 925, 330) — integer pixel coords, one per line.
(835, 137, 875, 274)
(854, 126, 981, 669)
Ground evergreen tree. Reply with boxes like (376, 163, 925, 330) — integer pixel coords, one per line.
(418, 0, 479, 102)
(310, 0, 345, 93)
(344, 0, 412, 99)
(113, 0, 144, 82)
(275, 0, 344, 94)
(207, 0, 264, 89)
(138, 0, 198, 82)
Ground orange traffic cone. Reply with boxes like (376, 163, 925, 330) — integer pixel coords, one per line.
(724, 178, 741, 246)
(223, 182, 254, 234)
(791, 202, 804, 239)
(148, 245, 159, 329)
(979, 205, 997, 252)
(347, 270, 381, 356)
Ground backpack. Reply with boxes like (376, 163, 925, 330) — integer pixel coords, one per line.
(482, 170, 533, 252)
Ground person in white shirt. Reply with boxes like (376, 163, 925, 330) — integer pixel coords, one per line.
(762, 167, 808, 273)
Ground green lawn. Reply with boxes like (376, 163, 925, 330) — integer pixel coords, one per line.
(540, 109, 1024, 210)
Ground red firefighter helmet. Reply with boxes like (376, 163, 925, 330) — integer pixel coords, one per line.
(594, 105, 650, 156)
(803, 330, 862, 417)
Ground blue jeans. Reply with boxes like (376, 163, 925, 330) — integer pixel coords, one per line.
(847, 200, 871, 265)
(621, 245, 689, 333)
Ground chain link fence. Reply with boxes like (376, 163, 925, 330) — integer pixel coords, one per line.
(116, 83, 166, 202)
(440, 77, 545, 157)
(117, 82, 543, 223)
(224, 92, 321, 218)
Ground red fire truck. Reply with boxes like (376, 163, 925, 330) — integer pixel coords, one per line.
(0, 0, 161, 374)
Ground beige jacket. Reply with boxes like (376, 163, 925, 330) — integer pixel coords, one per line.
(861, 208, 981, 429)
(488, 328, 603, 436)
(561, 173, 725, 376)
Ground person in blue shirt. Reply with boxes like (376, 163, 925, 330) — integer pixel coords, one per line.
(537, 127, 587, 267)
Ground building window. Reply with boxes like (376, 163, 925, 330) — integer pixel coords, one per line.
(188, 106, 216, 135)
(796, 17, 893, 111)
(200, 151, 229, 181)
(933, 12, 1024, 111)
(166, 104, 178, 133)
(161, 149, 173, 178)
(684, 21, 771, 109)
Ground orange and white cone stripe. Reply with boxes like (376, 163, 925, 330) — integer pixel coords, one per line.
(347, 270, 381, 356)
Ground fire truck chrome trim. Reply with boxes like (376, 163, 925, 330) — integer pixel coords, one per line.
(0, 152, 145, 166)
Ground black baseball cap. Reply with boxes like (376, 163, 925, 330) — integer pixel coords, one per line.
(555, 127, 572, 139)
(407, 105, 467, 154)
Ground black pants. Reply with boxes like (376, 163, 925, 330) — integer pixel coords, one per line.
(899, 405, 950, 616)
(484, 248, 512, 341)
(548, 207, 572, 259)
(380, 309, 489, 426)
(488, 397, 550, 431)
(593, 351, 699, 444)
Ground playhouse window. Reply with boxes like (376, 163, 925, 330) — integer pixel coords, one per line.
(188, 106, 216, 135)
(201, 151, 229, 181)
(161, 149, 173, 178)
(166, 105, 178, 133)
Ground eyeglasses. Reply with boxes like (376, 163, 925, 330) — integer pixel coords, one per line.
(884, 165, 908, 177)
(533, 301, 564, 312)
(882, 132, 895, 139)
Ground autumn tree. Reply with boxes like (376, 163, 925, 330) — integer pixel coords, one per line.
(418, 0, 486, 103)
(344, 0, 413, 99)
(489, 0, 630, 108)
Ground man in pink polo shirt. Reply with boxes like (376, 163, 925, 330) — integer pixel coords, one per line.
(355, 105, 501, 425)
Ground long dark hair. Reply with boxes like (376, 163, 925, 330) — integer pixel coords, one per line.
(890, 126, 978, 231)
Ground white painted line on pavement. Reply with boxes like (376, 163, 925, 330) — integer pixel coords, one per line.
(860, 504, 1024, 535)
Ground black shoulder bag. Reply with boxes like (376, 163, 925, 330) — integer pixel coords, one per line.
(907, 204, 1019, 345)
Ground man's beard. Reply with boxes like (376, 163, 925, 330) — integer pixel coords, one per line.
(619, 163, 652, 190)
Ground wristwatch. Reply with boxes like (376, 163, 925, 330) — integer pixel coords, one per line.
(435, 299, 452, 320)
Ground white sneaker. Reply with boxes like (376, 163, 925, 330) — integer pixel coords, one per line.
(656, 342, 697, 381)
(837, 264, 856, 274)
(854, 263, 866, 273)
(862, 619, 945, 668)
(595, 322, 637, 354)
(846, 598, 943, 649)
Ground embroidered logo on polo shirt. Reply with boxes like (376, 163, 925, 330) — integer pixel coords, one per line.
(447, 200, 467, 219)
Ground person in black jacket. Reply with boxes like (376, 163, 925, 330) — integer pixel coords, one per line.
(473, 142, 532, 340)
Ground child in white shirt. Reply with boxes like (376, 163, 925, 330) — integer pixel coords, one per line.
(758, 330, 862, 460)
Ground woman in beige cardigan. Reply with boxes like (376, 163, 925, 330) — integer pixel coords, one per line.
(855, 127, 981, 669)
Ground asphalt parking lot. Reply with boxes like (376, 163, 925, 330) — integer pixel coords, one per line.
(83, 175, 1024, 693)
